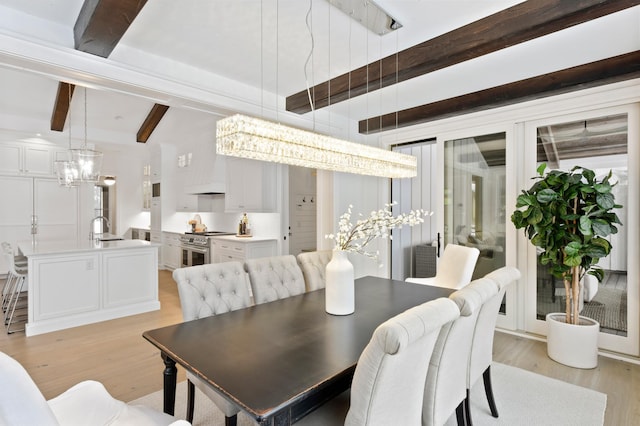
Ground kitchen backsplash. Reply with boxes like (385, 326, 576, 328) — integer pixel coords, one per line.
(167, 212, 281, 239)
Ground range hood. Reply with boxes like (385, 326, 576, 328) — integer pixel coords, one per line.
(185, 152, 226, 195)
(186, 181, 225, 195)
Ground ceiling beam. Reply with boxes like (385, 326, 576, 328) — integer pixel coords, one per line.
(137, 104, 169, 143)
(74, 0, 148, 58)
(286, 0, 640, 114)
(50, 82, 76, 131)
(358, 51, 640, 134)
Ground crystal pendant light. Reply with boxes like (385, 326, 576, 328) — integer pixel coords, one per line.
(70, 87, 103, 183)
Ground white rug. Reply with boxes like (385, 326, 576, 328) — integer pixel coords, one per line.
(130, 363, 606, 425)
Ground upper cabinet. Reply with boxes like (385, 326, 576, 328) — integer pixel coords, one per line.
(0, 143, 54, 176)
(225, 157, 277, 213)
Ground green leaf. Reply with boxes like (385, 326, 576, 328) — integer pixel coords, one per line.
(596, 193, 615, 210)
(564, 254, 582, 267)
(582, 168, 596, 183)
(588, 268, 605, 282)
(536, 188, 557, 203)
(594, 182, 611, 193)
(536, 163, 547, 176)
(578, 216, 592, 235)
(564, 241, 581, 256)
(591, 237, 612, 253)
(592, 219, 612, 236)
(584, 245, 608, 258)
(515, 194, 535, 207)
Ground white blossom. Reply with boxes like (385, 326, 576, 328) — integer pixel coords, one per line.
(325, 202, 429, 261)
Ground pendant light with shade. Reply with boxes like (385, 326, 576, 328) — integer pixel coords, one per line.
(56, 86, 103, 186)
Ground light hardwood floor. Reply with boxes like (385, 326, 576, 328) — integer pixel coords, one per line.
(1, 270, 639, 425)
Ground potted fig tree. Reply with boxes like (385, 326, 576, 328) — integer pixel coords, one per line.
(511, 164, 622, 368)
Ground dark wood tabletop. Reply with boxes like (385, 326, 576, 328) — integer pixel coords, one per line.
(143, 275, 453, 425)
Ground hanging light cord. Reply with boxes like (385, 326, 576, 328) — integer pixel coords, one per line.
(304, 0, 315, 122)
(83, 88, 88, 149)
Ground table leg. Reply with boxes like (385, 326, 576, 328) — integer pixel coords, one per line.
(161, 352, 177, 415)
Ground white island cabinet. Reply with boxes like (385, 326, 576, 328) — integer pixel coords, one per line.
(18, 239, 160, 337)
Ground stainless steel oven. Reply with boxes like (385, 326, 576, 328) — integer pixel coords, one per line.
(179, 234, 210, 267)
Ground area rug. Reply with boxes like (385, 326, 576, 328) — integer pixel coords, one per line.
(581, 287, 627, 333)
(130, 363, 606, 425)
(537, 286, 627, 333)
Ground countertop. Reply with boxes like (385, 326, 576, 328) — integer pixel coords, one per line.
(209, 235, 277, 243)
(18, 238, 160, 257)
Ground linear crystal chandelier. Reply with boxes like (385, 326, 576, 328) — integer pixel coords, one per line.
(216, 114, 417, 178)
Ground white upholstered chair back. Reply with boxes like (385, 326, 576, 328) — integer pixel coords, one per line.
(422, 277, 499, 426)
(172, 261, 252, 321)
(172, 262, 252, 422)
(296, 250, 332, 291)
(406, 243, 480, 289)
(245, 255, 306, 304)
(465, 266, 521, 421)
(0, 351, 187, 426)
(344, 297, 460, 426)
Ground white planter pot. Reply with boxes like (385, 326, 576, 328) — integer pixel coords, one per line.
(325, 250, 355, 315)
(546, 313, 599, 369)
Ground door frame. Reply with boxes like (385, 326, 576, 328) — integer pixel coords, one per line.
(521, 104, 639, 356)
(435, 122, 518, 331)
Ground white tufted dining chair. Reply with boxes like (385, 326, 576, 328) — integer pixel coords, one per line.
(296, 250, 332, 291)
(172, 262, 252, 426)
(422, 277, 499, 426)
(244, 255, 306, 305)
(296, 297, 460, 426)
(464, 266, 521, 425)
(406, 244, 480, 290)
(0, 351, 189, 426)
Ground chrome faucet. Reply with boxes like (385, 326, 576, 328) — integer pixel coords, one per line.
(90, 216, 111, 240)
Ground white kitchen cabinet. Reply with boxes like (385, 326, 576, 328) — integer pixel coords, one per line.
(150, 149, 161, 183)
(142, 164, 151, 210)
(162, 232, 181, 270)
(225, 158, 277, 213)
(150, 231, 163, 266)
(0, 143, 52, 176)
(176, 192, 198, 212)
(150, 199, 161, 230)
(0, 176, 79, 275)
(211, 236, 277, 263)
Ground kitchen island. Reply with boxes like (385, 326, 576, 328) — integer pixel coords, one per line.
(18, 238, 160, 336)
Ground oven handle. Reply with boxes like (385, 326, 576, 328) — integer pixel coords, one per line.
(181, 245, 209, 254)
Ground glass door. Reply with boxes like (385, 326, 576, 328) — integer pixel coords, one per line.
(523, 105, 638, 356)
(443, 131, 514, 327)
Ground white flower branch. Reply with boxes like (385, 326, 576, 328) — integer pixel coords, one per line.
(325, 202, 432, 261)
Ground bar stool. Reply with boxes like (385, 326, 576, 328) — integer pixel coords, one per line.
(2, 242, 28, 334)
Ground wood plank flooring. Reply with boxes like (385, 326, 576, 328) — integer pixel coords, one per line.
(1, 270, 639, 425)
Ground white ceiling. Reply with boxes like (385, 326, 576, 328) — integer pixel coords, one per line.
(0, 1, 638, 152)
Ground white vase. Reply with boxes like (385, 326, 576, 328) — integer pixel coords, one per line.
(325, 250, 355, 315)
(546, 313, 599, 369)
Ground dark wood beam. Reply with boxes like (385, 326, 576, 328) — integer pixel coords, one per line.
(74, 0, 148, 58)
(137, 104, 169, 143)
(358, 51, 640, 134)
(286, 0, 640, 114)
(50, 82, 76, 132)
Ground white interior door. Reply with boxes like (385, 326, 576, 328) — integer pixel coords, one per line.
(521, 104, 639, 357)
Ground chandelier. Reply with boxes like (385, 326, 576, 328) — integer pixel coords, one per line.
(55, 86, 103, 186)
(216, 114, 417, 178)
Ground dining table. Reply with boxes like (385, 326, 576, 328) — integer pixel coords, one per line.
(142, 275, 453, 425)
